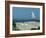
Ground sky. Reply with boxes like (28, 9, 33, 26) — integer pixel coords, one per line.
(12, 7, 40, 20)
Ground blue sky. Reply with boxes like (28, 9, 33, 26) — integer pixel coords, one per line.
(13, 7, 40, 20)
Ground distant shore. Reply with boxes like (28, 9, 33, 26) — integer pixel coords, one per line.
(15, 19, 40, 22)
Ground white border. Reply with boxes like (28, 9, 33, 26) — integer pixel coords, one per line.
(10, 4, 43, 34)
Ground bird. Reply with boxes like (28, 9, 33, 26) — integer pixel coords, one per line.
(32, 11, 36, 19)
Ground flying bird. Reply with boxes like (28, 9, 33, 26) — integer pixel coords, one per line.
(32, 11, 36, 19)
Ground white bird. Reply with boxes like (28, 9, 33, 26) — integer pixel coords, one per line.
(32, 11, 36, 18)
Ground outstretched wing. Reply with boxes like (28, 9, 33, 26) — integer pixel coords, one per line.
(32, 12, 36, 18)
